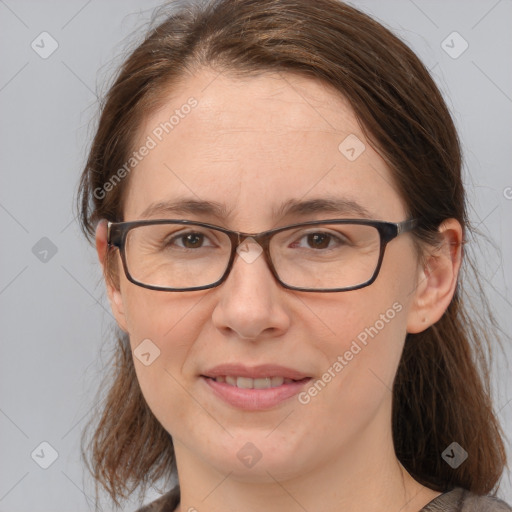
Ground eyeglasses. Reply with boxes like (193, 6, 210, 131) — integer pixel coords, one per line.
(107, 218, 418, 292)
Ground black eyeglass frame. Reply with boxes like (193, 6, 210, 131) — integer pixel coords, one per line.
(107, 218, 419, 293)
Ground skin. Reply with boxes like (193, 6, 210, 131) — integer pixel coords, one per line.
(96, 68, 462, 512)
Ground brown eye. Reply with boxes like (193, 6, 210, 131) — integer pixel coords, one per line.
(306, 233, 332, 249)
(177, 232, 205, 249)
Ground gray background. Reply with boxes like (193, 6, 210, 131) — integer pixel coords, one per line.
(0, 0, 511, 510)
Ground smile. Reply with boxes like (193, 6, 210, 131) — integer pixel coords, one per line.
(201, 375, 312, 410)
(207, 375, 304, 389)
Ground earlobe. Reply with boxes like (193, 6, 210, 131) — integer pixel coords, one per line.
(406, 219, 463, 334)
(95, 219, 129, 333)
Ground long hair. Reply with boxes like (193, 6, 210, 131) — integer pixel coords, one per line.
(77, 0, 509, 507)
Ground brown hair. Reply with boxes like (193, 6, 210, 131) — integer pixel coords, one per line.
(77, 0, 509, 507)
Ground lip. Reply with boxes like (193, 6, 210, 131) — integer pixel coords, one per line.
(201, 376, 311, 410)
(200, 364, 312, 411)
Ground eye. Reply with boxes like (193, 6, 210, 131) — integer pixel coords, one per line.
(168, 231, 216, 249)
(290, 230, 350, 250)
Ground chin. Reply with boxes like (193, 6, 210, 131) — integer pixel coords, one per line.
(201, 433, 313, 483)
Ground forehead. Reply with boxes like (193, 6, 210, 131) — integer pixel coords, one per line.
(123, 68, 406, 228)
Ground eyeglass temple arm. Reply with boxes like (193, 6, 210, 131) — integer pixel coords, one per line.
(106, 221, 120, 247)
(397, 218, 419, 234)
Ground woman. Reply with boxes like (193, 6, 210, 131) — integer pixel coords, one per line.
(78, 0, 511, 511)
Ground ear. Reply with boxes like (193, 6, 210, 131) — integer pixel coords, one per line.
(95, 220, 128, 333)
(406, 218, 463, 333)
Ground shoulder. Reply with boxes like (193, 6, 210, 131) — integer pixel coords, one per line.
(421, 487, 512, 512)
(134, 486, 180, 512)
(462, 490, 512, 512)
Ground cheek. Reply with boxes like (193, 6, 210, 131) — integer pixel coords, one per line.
(120, 287, 208, 415)
(295, 297, 407, 450)
(121, 283, 206, 347)
(299, 251, 414, 410)
(311, 291, 407, 386)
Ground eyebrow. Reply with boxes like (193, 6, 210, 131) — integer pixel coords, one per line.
(138, 196, 375, 222)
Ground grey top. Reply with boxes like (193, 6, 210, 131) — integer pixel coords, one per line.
(135, 485, 512, 512)
(421, 487, 512, 512)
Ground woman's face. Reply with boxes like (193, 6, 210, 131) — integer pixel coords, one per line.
(102, 68, 426, 481)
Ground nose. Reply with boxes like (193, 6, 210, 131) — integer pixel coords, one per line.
(211, 239, 290, 340)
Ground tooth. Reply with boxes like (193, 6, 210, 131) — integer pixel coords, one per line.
(219, 375, 293, 388)
(236, 377, 254, 389)
(225, 376, 237, 386)
(253, 377, 272, 389)
(271, 376, 285, 387)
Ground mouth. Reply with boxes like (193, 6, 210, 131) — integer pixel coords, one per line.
(202, 375, 310, 389)
(200, 373, 312, 410)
